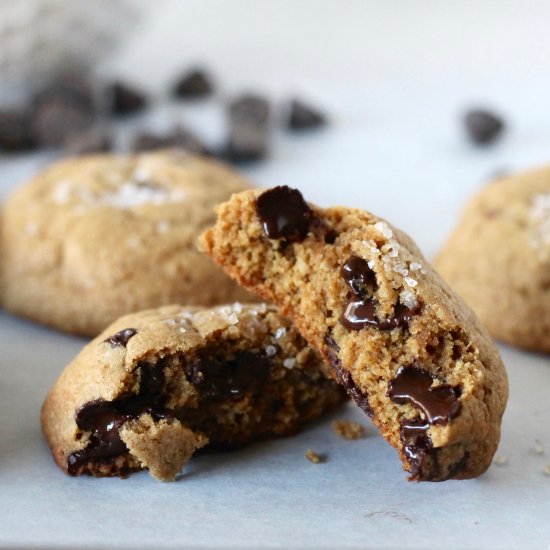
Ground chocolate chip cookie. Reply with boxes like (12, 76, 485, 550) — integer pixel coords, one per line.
(200, 186, 508, 481)
(0, 150, 252, 336)
(435, 166, 550, 352)
(41, 303, 345, 481)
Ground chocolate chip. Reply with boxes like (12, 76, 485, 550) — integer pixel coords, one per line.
(340, 255, 420, 331)
(172, 69, 213, 99)
(104, 328, 137, 348)
(132, 126, 207, 155)
(184, 350, 270, 401)
(256, 186, 313, 242)
(399, 416, 432, 478)
(341, 255, 376, 296)
(388, 364, 460, 425)
(324, 335, 373, 416)
(106, 81, 148, 116)
(222, 94, 270, 163)
(464, 109, 504, 145)
(65, 127, 112, 156)
(68, 361, 171, 474)
(287, 99, 327, 131)
(30, 75, 96, 148)
(0, 109, 35, 152)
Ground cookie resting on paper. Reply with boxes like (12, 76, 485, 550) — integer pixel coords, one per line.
(0, 150, 252, 337)
(41, 303, 346, 481)
(199, 186, 508, 481)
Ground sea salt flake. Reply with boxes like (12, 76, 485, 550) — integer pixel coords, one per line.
(404, 277, 418, 288)
(283, 358, 296, 369)
(367, 260, 376, 269)
(374, 221, 393, 239)
(265, 345, 277, 357)
(400, 290, 418, 310)
(275, 327, 287, 339)
(409, 262, 422, 272)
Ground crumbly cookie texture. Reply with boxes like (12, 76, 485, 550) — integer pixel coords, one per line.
(0, 150, 252, 337)
(435, 166, 550, 352)
(200, 186, 508, 481)
(41, 303, 345, 481)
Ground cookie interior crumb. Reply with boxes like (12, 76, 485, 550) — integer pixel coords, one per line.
(331, 420, 365, 440)
(305, 449, 324, 464)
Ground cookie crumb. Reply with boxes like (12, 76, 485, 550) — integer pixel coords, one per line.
(534, 439, 544, 455)
(305, 449, 325, 464)
(331, 420, 365, 440)
(493, 455, 508, 466)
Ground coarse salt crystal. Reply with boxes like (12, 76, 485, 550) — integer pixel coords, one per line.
(275, 327, 287, 339)
(265, 345, 277, 357)
(283, 358, 296, 369)
(367, 260, 376, 269)
(374, 221, 393, 239)
(400, 290, 418, 310)
(409, 262, 422, 272)
(404, 277, 418, 288)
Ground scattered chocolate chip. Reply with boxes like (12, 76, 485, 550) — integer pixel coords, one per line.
(104, 328, 137, 348)
(65, 127, 112, 156)
(222, 94, 270, 163)
(340, 255, 420, 331)
(0, 109, 35, 152)
(464, 109, 504, 145)
(106, 81, 148, 116)
(324, 335, 373, 417)
(30, 75, 96, 148)
(68, 361, 171, 474)
(287, 99, 327, 131)
(132, 125, 207, 155)
(256, 186, 313, 242)
(184, 350, 270, 401)
(172, 69, 213, 99)
(388, 364, 460, 425)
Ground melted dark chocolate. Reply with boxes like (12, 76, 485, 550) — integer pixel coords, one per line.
(67, 361, 170, 474)
(256, 186, 313, 242)
(104, 328, 137, 348)
(340, 255, 420, 332)
(388, 364, 460, 425)
(184, 350, 270, 400)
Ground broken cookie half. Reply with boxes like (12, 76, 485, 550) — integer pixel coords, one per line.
(200, 186, 509, 481)
(41, 303, 346, 481)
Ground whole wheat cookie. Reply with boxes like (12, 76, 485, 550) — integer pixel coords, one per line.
(41, 303, 345, 481)
(200, 186, 508, 481)
(435, 166, 550, 352)
(0, 150, 251, 336)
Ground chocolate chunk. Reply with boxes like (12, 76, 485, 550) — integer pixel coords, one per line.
(341, 255, 376, 296)
(256, 186, 313, 242)
(287, 99, 327, 131)
(324, 335, 372, 416)
(68, 361, 171, 474)
(388, 364, 460, 425)
(399, 416, 432, 478)
(65, 127, 112, 156)
(104, 328, 137, 348)
(222, 94, 270, 163)
(340, 255, 420, 331)
(184, 350, 270, 401)
(464, 109, 504, 145)
(30, 75, 96, 148)
(132, 126, 207, 155)
(172, 69, 213, 99)
(106, 81, 148, 116)
(0, 109, 35, 152)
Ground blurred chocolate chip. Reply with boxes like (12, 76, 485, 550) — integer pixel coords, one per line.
(172, 69, 213, 99)
(464, 109, 504, 145)
(256, 186, 313, 241)
(106, 81, 148, 116)
(104, 328, 137, 348)
(65, 127, 112, 156)
(132, 126, 207, 155)
(0, 109, 35, 152)
(30, 75, 96, 148)
(221, 94, 270, 163)
(287, 99, 327, 131)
